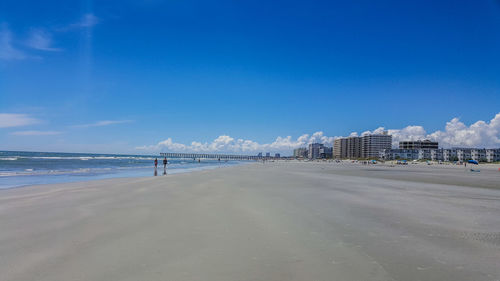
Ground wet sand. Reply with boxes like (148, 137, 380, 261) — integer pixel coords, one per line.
(0, 162, 499, 281)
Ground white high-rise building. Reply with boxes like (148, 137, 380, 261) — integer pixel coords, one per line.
(293, 147, 308, 158)
(334, 132, 392, 159)
(361, 132, 392, 159)
(308, 143, 324, 159)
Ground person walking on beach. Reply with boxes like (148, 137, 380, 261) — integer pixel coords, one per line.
(154, 158, 158, 176)
(163, 157, 168, 175)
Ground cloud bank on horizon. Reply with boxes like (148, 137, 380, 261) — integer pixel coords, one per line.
(137, 112, 500, 153)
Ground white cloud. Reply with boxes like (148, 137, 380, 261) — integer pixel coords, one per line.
(136, 131, 336, 153)
(0, 113, 39, 128)
(72, 120, 133, 128)
(136, 112, 500, 154)
(0, 25, 26, 60)
(26, 29, 61, 51)
(361, 127, 387, 136)
(357, 113, 500, 148)
(10, 130, 61, 136)
(428, 113, 500, 148)
(387, 126, 427, 147)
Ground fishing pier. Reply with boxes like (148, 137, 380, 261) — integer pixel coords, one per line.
(160, 152, 262, 160)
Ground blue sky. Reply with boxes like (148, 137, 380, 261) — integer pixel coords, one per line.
(1, 0, 500, 154)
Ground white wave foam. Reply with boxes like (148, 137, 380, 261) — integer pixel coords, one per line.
(0, 165, 150, 177)
(0, 157, 19, 161)
(0, 162, 246, 178)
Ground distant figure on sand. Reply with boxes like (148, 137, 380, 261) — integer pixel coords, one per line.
(163, 157, 168, 175)
(154, 158, 158, 169)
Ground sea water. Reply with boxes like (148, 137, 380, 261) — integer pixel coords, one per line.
(0, 151, 245, 189)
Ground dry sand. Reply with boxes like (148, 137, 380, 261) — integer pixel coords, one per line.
(0, 162, 499, 281)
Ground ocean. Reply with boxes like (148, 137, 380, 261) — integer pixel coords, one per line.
(0, 151, 246, 189)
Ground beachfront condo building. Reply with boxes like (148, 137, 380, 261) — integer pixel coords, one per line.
(486, 149, 500, 162)
(361, 133, 392, 158)
(319, 147, 333, 159)
(431, 149, 443, 161)
(456, 149, 472, 161)
(418, 149, 432, 160)
(333, 136, 361, 158)
(379, 149, 420, 160)
(294, 145, 332, 159)
(442, 148, 458, 161)
(399, 140, 438, 150)
(334, 132, 392, 159)
(348, 136, 362, 158)
(293, 147, 308, 158)
(308, 143, 324, 159)
(333, 138, 346, 158)
(379, 148, 436, 161)
(380, 148, 500, 162)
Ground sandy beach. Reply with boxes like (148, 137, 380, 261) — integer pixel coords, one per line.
(1, 161, 499, 281)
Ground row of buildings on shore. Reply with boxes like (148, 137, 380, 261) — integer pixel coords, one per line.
(257, 152, 280, 158)
(293, 144, 333, 159)
(380, 146, 500, 162)
(333, 132, 392, 159)
(293, 133, 500, 163)
(294, 131, 392, 160)
(379, 139, 500, 162)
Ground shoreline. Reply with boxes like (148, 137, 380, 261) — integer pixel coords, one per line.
(0, 160, 250, 190)
(2, 159, 499, 192)
(2, 159, 499, 191)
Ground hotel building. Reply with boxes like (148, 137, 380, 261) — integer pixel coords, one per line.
(399, 140, 438, 150)
(334, 132, 392, 159)
(380, 147, 500, 162)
